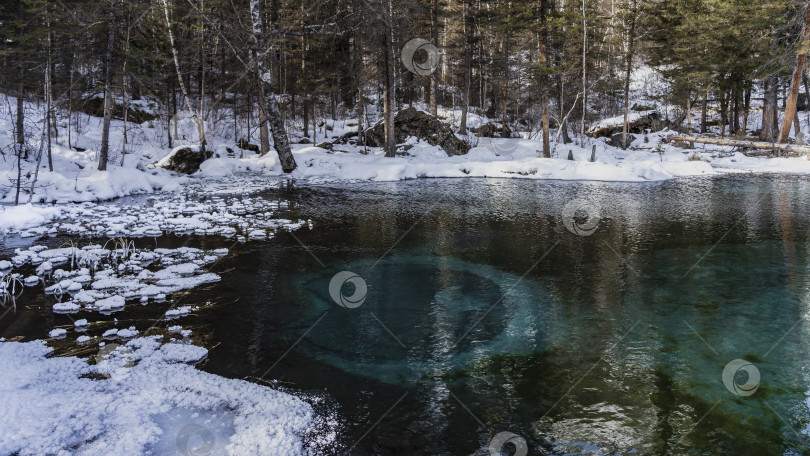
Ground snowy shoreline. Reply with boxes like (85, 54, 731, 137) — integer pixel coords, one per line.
(0, 337, 336, 455)
(4, 146, 810, 236)
(0, 182, 335, 455)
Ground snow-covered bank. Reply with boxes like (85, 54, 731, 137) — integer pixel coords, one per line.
(6, 164, 177, 204)
(0, 185, 329, 455)
(0, 94, 183, 204)
(0, 204, 62, 232)
(282, 136, 717, 183)
(3, 90, 810, 208)
(0, 337, 334, 455)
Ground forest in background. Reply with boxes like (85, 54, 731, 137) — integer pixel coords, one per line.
(1, 0, 809, 171)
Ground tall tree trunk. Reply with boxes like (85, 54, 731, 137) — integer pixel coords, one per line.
(198, 0, 206, 154)
(121, 10, 132, 166)
(327, 88, 333, 125)
(301, 7, 309, 138)
(779, 2, 810, 143)
(459, 0, 471, 135)
(16, 80, 24, 151)
(312, 102, 317, 143)
(429, 0, 439, 116)
(27, 117, 46, 204)
(762, 76, 778, 141)
(68, 53, 75, 149)
(166, 76, 173, 148)
(98, 0, 116, 171)
(45, 65, 53, 173)
(502, 29, 509, 128)
(621, 0, 637, 150)
(742, 85, 751, 136)
(14, 139, 22, 205)
(250, 0, 297, 171)
(16, 0, 24, 156)
(728, 83, 740, 136)
(383, 0, 396, 156)
(270, 0, 280, 92)
(258, 82, 270, 154)
(45, 7, 54, 171)
(803, 73, 810, 125)
(353, 10, 366, 148)
(580, 0, 587, 144)
(161, 0, 205, 153)
(303, 99, 310, 137)
(719, 89, 728, 137)
(700, 85, 708, 133)
(794, 110, 802, 136)
(686, 88, 692, 140)
(539, 0, 550, 157)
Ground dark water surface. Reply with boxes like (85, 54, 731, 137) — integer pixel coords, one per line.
(190, 175, 810, 455)
(5, 175, 810, 455)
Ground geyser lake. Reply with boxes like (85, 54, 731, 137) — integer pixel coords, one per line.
(9, 175, 810, 455)
(205, 175, 810, 455)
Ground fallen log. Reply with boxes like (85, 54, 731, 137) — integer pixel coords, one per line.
(670, 135, 810, 155)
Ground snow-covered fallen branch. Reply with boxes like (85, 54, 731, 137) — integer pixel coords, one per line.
(671, 135, 810, 155)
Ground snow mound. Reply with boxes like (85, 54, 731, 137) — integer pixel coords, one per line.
(0, 337, 332, 455)
(0, 204, 62, 233)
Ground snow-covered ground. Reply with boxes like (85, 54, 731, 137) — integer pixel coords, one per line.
(2, 88, 810, 208)
(0, 336, 335, 455)
(287, 132, 717, 183)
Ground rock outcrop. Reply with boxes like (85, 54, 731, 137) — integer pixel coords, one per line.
(473, 123, 512, 138)
(363, 107, 469, 156)
(159, 147, 212, 174)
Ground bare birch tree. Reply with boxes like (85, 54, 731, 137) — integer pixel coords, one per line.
(97, 0, 117, 171)
(161, 0, 206, 154)
(249, 0, 297, 171)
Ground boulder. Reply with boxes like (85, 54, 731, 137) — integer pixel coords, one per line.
(587, 111, 658, 138)
(631, 103, 656, 112)
(236, 138, 260, 153)
(160, 147, 212, 174)
(76, 97, 157, 123)
(363, 107, 469, 156)
(335, 131, 359, 144)
(474, 123, 512, 138)
(608, 133, 637, 148)
(316, 142, 334, 151)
